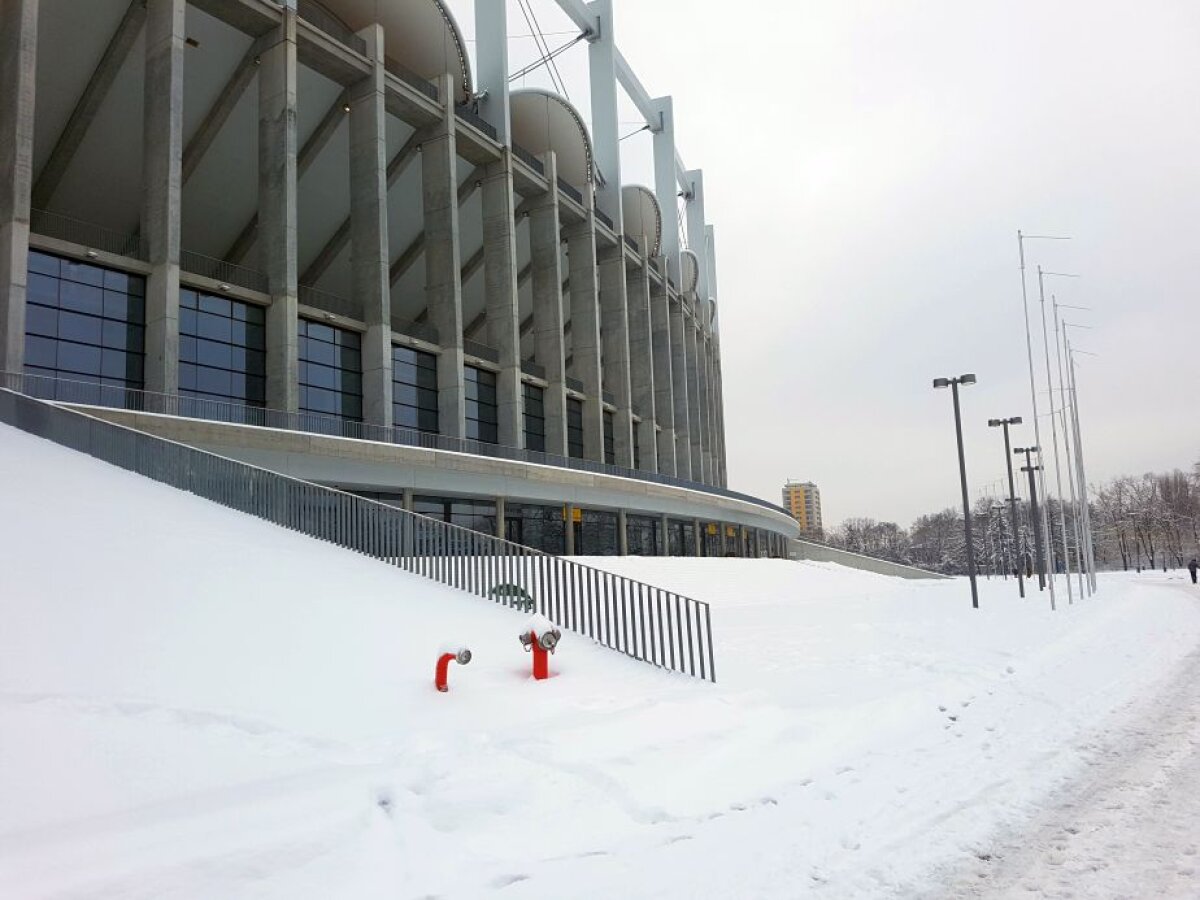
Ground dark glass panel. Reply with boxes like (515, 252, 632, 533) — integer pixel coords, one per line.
(59, 280, 104, 316)
(25, 304, 57, 338)
(28, 251, 60, 276)
(27, 273, 59, 306)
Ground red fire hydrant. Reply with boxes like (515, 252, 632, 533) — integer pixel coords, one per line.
(519, 616, 561, 680)
(435, 647, 472, 692)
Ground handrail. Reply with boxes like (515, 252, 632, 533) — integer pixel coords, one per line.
(454, 103, 499, 141)
(3, 371, 792, 518)
(180, 249, 268, 294)
(511, 143, 546, 176)
(296, 0, 368, 55)
(0, 387, 717, 681)
(30, 208, 146, 261)
(556, 177, 583, 205)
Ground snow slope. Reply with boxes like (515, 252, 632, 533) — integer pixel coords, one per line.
(1, 421, 1198, 898)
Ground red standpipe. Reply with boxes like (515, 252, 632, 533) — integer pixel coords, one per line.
(435, 648, 471, 692)
(529, 632, 549, 681)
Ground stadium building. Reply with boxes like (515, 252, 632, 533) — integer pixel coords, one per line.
(0, 0, 798, 556)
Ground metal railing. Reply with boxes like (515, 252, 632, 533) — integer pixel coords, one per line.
(624, 234, 640, 254)
(511, 143, 546, 176)
(299, 283, 360, 319)
(595, 208, 614, 231)
(297, 0, 368, 55)
(521, 359, 546, 380)
(454, 104, 499, 141)
(462, 339, 500, 364)
(31, 209, 147, 261)
(556, 177, 583, 205)
(384, 58, 439, 101)
(2, 371, 790, 517)
(0, 387, 716, 682)
(565, 375, 585, 393)
(180, 250, 268, 294)
(394, 317, 439, 344)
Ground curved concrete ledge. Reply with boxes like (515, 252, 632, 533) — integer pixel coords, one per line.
(75, 407, 800, 537)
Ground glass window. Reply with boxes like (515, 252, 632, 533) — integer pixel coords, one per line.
(413, 495, 497, 536)
(567, 397, 584, 459)
(577, 509, 619, 556)
(22, 250, 145, 394)
(299, 318, 362, 422)
(393, 344, 439, 435)
(523, 382, 545, 453)
(633, 424, 640, 470)
(179, 290, 266, 409)
(627, 514, 659, 557)
(465, 365, 498, 444)
(603, 410, 615, 466)
(505, 503, 566, 555)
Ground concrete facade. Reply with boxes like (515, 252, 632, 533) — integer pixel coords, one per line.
(1, 0, 775, 555)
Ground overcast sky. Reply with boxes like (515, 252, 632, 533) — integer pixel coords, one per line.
(455, 0, 1200, 526)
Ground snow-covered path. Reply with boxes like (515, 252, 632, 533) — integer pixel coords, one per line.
(935, 581, 1200, 899)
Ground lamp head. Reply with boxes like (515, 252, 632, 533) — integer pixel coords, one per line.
(932, 377, 950, 389)
(988, 418, 1001, 427)
(1010, 416, 1023, 425)
(960, 373, 977, 385)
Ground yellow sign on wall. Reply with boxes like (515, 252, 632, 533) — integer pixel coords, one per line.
(561, 505, 583, 523)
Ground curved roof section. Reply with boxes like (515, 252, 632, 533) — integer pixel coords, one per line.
(621, 185, 661, 256)
(680, 249, 700, 295)
(510, 88, 596, 192)
(328, 0, 473, 102)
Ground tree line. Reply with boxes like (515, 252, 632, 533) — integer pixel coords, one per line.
(822, 458, 1200, 576)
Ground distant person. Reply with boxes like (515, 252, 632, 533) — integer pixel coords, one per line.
(1189, 558, 1198, 585)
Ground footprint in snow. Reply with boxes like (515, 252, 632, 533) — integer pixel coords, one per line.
(491, 874, 531, 889)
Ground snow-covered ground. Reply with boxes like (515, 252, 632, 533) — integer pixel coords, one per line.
(1, 421, 1198, 899)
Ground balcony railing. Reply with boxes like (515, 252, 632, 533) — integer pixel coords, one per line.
(4, 371, 788, 518)
(297, 0, 368, 56)
(179, 249, 268, 294)
(30, 209, 146, 261)
(394, 317, 439, 344)
(512, 143, 546, 176)
(462, 339, 500, 364)
(454, 103, 498, 141)
(521, 359, 546, 380)
(595, 208, 614, 231)
(556, 177, 583, 205)
(385, 58, 439, 101)
(565, 375, 585, 393)
(624, 234, 640, 254)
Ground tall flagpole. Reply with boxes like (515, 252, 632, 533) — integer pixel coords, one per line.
(1037, 268, 1075, 604)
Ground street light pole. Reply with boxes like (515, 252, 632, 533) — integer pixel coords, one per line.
(1054, 299, 1090, 597)
(1017, 232, 1068, 609)
(1066, 336, 1099, 591)
(934, 373, 979, 609)
(1016, 445, 1053, 610)
(989, 416, 1025, 598)
(1037, 267, 1079, 604)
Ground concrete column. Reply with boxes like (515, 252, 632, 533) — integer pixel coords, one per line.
(617, 508, 628, 556)
(651, 96, 680, 286)
(481, 149, 522, 447)
(625, 254, 656, 473)
(260, 9, 299, 412)
(495, 495, 506, 539)
(402, 487, 414, 511)
(659, 513, 670, 557)
(529, 151, 567, 455)
(683, 169, 710, 302)
(649, 259, 674, 475)
(0, 0, 38, 375)
(473, 0, 510, 144)
(423, 74, 466, 438)
(685, 310, 704, 480)
(565, 502, 576, 555)
(350, 24, 392, 428)
(668, 293, 691, 479)
(566, 204, 603, 461)
(696, 326, 712, 484)
(713, 337, 728, 486)
(586, 0, 622, 226)
(720, 522, 728, 556)
(598, 244, 632, 467)
(142, 0, 185, 396)
(693, 519, 702, 558)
